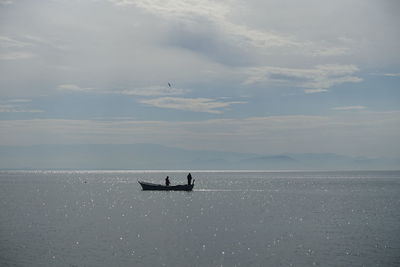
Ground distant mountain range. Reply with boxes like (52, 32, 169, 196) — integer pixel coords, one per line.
(0, 144, 399, 170)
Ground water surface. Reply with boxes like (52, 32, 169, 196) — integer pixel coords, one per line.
(1, 170, 399, 266)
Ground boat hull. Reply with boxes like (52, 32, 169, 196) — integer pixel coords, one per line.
(138, 181, 194, 191)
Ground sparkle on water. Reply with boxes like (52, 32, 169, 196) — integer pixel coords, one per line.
(0, 170, 399, 266)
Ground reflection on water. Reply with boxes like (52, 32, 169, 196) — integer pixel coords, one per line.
(0, 171, 399, 266)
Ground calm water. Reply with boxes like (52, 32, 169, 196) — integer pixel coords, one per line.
(0, 170, 399, 266)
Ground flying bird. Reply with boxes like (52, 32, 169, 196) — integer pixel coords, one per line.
(168, 82, 171, 88)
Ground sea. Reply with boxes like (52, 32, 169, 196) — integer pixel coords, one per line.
(0, 170, 399, 267)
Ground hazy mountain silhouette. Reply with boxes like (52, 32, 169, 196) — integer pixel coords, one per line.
(0, 144, 398, 170)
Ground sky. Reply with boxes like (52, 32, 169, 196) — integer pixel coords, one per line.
(0, 0, 399, 158)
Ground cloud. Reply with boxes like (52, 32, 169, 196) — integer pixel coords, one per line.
(0, 35, 35, 60)
(0, 35, 39, 62)
(0, 51, 35, 60)
(57, 84, 188, 97)
(108, 0, 345, 66)
(57, 84, 95, 92)
(112, 0, 328, 50)
(116, 85, 188, 96)
(7, 99, 32, 103)
(56, 83, 246, 113)
(0, 99, 42, 113)
(304, 89, 328, 94)
(140, 97, 245, 114)
(244, 64, 362, 93)
(0, 34, 67, 63)
(383, 73, 400, 77)
(110, 0, 230, 21)
(3, 0, 392, 100)
(312, 47, 350, 57)
(332, 106, 366, 111)
(0, 103, 42, 113)
(0, 36, 30, 48)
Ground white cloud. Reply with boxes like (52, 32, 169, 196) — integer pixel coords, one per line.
(0, 36, 30, 48)
(22, 34, 68, 51)
(0, 51, 35, 60)
(110, 0, 230, 20)
(244, 64, 362, 93)
(332, 106, 366, 111)
(4, 0, 391, 100)
(116, 85, 188, 96)
(0, 99, 41, 113)
(0, 104, 43, 113)
(383, 73, 400, 77)
(312, 47, 350, 57)
(108, 0, 343, 60)
(57, 84, 95, 92)
(0, 36, 35, 60)
(304, 89, 328, 94)
(56, 83, 247, 114)
(7, 99, 32, 103)
(140, 97, 246, 114)
(57, 84, 188, 97)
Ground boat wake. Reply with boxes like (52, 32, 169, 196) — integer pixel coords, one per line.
(195, 189, 265, 192)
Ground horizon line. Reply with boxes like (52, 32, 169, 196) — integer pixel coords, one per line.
(1, 169, 399, 173)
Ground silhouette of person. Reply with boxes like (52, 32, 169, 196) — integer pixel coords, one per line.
(187, 173, 192, 185)
(165, 176, 170, 186)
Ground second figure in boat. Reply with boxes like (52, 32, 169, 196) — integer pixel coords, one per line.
(165, 176, 170, 186)
(187, 173, 192, 185)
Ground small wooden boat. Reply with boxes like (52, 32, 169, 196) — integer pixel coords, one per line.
(138, 181, 194, 191)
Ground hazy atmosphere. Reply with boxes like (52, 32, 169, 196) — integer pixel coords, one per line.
(1, 2, 400, 266)
(1, 0, 400, 168)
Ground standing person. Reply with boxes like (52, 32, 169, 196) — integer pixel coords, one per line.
(165, 176, 170, 186)
(187, 173, 192, 185)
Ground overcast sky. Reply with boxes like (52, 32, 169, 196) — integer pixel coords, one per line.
(0, 0, 399, 157)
